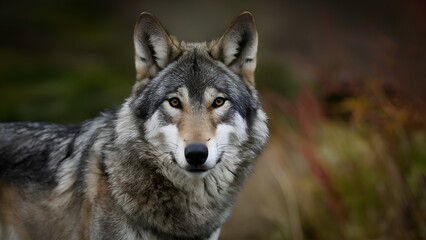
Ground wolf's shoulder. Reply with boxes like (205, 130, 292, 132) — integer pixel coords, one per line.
(0, 121, 80, 133)
(0, 122, 81, 145)
(0, 122, 82, 187)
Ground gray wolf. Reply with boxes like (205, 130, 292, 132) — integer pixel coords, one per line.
(0, 12, 268, 240)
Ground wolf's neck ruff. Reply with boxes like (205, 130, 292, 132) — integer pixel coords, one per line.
(0, 12, 268, 240)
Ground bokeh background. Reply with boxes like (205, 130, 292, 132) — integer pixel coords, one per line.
(1, 1, 425, 239)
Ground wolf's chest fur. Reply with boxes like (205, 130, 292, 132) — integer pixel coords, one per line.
(0, 12, 268, 240)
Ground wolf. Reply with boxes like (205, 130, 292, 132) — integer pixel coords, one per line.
(0, 12, 268, 240)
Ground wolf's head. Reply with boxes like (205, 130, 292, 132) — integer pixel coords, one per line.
(115, 12, 268, 183)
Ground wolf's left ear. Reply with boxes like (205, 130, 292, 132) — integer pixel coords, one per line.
(210, 12, 258, 85)
(134, 13, 181, 82)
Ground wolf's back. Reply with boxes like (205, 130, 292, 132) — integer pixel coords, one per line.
(0, 122, 80, 187)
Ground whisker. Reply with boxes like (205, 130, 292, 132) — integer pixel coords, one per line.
(224, 165, 237, 178)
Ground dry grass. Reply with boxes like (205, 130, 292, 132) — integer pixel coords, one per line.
(221, 87, 426, 240)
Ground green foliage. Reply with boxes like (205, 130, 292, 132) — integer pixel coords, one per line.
(0, 1, 134, 123)
(256, 63, 299, 99)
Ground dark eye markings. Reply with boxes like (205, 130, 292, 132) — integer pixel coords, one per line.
(212, 97, 226, 108)
(168, 97, 182, 109)
(166, 96, 227, 109)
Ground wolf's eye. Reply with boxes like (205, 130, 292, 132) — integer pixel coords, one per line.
(212, 97, 226, 108)
(168, 97, 182, 108)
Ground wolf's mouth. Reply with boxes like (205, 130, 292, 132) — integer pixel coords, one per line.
(185, 166, 210, 173)
(171, 151, 226, 175)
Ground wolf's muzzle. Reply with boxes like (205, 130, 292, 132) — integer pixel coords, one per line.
(184, 143, 208, 166)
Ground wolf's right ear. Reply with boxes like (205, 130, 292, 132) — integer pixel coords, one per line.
(134, 13, 181, 82)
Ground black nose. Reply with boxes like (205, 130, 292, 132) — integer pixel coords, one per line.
(184, 143, 208, 166)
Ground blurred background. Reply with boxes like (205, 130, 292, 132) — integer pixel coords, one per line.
(0, 0, 425, 239)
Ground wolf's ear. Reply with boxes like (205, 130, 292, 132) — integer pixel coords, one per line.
(210, 12, 258, 85)
(134, 13, 181, 81)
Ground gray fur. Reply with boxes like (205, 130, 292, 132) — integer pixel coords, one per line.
(0, 12, 268, 240)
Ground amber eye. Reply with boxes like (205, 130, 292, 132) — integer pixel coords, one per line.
(168, 97, 182, 108)
(212, 97, 226, 108)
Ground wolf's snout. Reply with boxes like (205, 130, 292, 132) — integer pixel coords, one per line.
(184, 143, 208, 166)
